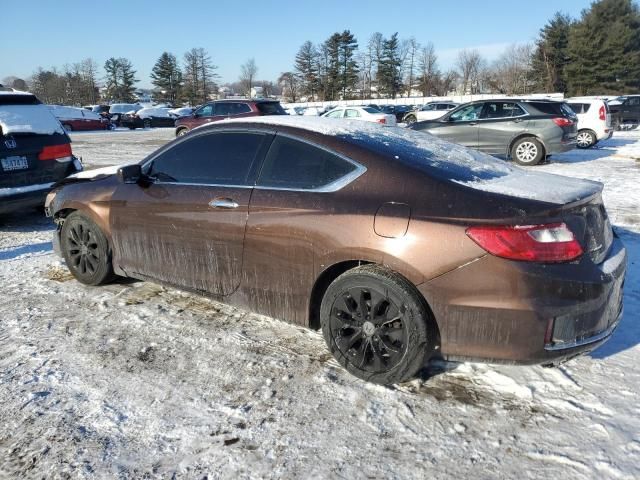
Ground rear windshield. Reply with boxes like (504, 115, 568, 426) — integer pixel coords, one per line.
(362, 107, 379, 114)
(0, 94, 41, 106)
(256, 102, 286, 115)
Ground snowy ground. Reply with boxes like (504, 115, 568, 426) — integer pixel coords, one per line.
(0, 127, 639, 479)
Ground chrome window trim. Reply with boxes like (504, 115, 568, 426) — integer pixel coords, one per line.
(140, 128, 366, 193)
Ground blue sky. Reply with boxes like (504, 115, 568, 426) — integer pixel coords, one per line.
(1, 0, 594, 87)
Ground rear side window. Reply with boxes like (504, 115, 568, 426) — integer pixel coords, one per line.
(257, 136, 357, 190)
(256, 102, 286, 115)
(0, 94, 41, 106)
(568, 103, 583, 114)
(481, 102, 526, 119)
(148, 132, 265, 185)
(214, 103, 233, 116)
(232, 103, 252, 114)
(345, 109, 360, 118)
(529, 102, 568, 116)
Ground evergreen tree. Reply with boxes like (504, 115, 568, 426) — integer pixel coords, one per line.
(377, 33, 402, 98)
(338, 30, 359, 99)
(324, 33, 341, 101)
(103, 57, 138, 102)
(530, 13, 572, 93)
(151, 52, 182, 103)
(566, 0, 640, 95)
(294, 41, 319, 100)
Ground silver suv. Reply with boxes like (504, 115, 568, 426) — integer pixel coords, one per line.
(408, 99, 578, 165)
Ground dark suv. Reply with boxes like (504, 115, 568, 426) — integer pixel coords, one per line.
(608, 95, 640, 129)
(409, 99, 578, 165)
(0, 91, 82, 214)
(175, 99, 286, 136)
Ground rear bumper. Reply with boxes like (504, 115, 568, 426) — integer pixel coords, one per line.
(417, 236, 627, 365)
(0, 184, 52, 214)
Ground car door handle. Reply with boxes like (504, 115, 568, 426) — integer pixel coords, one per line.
(469, 122, 477, 126)
(209, 198, 239, 209)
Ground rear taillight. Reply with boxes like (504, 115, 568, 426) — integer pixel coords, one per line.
(552, 117, 574, 127)
(466, 223, 583, 263)
(599, 105, 606, 121)
(39, 143, 73, 162)
(377, 118, 386, 124)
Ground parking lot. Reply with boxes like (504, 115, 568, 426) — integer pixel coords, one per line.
(1, 128, 639, 479)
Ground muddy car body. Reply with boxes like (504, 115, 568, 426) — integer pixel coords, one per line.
(46, 117, 626, 384)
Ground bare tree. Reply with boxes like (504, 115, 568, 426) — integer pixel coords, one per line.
(486, 44, 534, 95)
(403, 38, 420, 97)
(456, 49, 484, 94)
(368, 32, 384, 97)
(278, 72, 299, 102)
(183, 48, 218, 105)
(417, 42, 438, 96)
(240, 58, 258, 97)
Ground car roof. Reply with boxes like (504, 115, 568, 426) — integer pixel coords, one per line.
(207, 98, 279, 104)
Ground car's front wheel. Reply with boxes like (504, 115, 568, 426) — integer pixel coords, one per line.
(512, 137, 544, 166)
(320, 265, 434, 384)
(60, 211, 115, 286)
(576, 130, 596, 149)
(404, 115, 417, 125)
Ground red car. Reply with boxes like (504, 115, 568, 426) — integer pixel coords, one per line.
(49, 105, 111, 131)
(174, 99, 286, 136)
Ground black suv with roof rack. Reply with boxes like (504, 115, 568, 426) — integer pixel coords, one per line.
(408, 98, 578, 166)
(0, 90, 82, 215)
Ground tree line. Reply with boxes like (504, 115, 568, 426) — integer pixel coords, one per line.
(279, 0, 640, 102)
(3, 0, 638, 106)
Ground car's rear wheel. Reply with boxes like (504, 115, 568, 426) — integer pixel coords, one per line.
(512, 137, 544, 166)
(62, 123, 73, 132)
(320, 265, 434, 384)
(60, 212, 115, 286)
(576, 130, 596, 149)
(404, 115, 417, 125)
(143, 118, 152, 128)
(176, 128, 189, 136)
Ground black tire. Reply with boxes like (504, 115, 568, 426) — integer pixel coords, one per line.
(576, 129, 596, 149)
(62, 123, 73, 132)
(60, 211, 115, 286)
(176, 128, 189, 137)
(404, 115, 417, 125)
(320, 264, 434, 384)
(143, 118, 152, 128)
(511, 137, 544, 166)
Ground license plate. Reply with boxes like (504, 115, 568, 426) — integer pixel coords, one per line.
(1, 156, 28, 171)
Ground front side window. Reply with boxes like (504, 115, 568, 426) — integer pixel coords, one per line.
(148, 132, 265, 185)
(325, 109, 343, 118)
(421, 104, 435, 111)
(196, 104, 214, 117)
(214, 103, 233, 116)
(449, 103, 484, 122)
(628, 97, 640, 106)
(257, 136, 357, 190)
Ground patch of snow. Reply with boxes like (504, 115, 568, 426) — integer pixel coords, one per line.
(0, 182, 54, 198)
(68, 165, 120, 179)
(0, 104, 64, 135)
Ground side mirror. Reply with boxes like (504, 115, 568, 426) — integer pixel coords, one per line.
(117, 164, 142, 184)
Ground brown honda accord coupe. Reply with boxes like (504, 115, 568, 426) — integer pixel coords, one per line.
(45, 117, 626, 384)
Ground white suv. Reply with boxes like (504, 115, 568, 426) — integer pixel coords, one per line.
(403, 102, 459, 124)
(566, 98, 613, 148)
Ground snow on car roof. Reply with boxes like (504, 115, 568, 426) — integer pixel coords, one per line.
(0, 89, 32, 96)
(0, 104, 64, 135)
(225, 116, 601, 204)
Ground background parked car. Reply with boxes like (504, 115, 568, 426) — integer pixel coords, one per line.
(121, 107, 177, 129)
(174, 99, 286, 136)
(49, 105, 111, 131)
(409, 99, 577, 166)
(108, 103, 143, 126)
(167, 107, 193, 118)
(403, 102, 459, 124)
(302, 106, 328, 116)
(607, 95, 640, 129)
(566, 98, 612, 148)
(322, 106, 397, 125)
(379, 104, 413, 122)
(0, 91, 82, 214)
